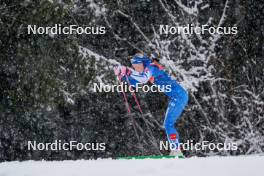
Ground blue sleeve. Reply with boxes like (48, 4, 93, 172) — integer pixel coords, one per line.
(121, 67, 153, 87)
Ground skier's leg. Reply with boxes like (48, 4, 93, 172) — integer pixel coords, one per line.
(164, 93, 188, 149)
(164, 99, 182, 149)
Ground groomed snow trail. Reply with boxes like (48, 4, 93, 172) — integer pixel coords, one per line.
(0, 156, 263, 176)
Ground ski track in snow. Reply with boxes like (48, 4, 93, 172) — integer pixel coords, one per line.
(0, 156, 263, 176)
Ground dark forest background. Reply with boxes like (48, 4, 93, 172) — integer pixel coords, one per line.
(0, 0, 263, 161)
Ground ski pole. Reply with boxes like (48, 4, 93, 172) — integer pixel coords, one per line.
(116, 75, 131, 114)
(125, 75, 143, 114)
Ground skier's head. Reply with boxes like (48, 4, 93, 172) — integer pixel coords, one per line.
(131, 53, 151, 72)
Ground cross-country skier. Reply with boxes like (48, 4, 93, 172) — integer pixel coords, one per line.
(114, 52, 188, 157)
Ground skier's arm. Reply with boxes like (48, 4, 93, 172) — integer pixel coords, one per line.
(122, 68, 152, 87)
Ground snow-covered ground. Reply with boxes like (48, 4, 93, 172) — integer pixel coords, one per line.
(0, 156, 263, 176)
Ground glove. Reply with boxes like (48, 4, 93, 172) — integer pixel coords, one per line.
(114, 66, 131, 77)
(114, 66, 121, 76)
(120, 66, 132, 76)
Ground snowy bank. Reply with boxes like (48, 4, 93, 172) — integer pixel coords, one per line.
(0, 156, 263, 176)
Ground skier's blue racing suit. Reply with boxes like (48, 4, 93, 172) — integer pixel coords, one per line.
(122, 59, 188, 149)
